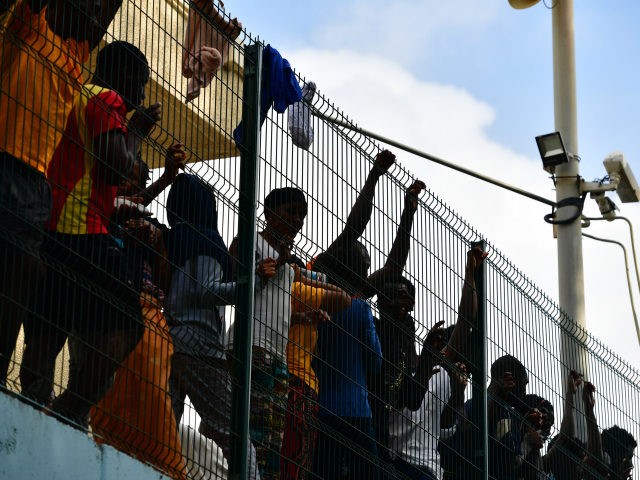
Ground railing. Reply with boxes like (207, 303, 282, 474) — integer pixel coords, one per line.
(1, 1, 638, 480)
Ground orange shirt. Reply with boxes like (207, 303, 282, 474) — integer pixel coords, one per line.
(0, 1, 90, 173)
(288, 282, 325, 393)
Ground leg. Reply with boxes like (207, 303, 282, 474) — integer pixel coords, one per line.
(313, 416, 344, 480)
(168, 353, 188, 425)
(51, 327, 143, 426)
(20, 246, 69, 404)
(50, 235, 144, 426)
(280, 377, 318, 480)
(343, 417, 381, 480)
(0, 155, 51, 386)
(249, 347, 288, 480)
(171, 353, 261, 480)
(0, 244, 45, 386)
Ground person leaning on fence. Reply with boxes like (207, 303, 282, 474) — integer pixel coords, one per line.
(311, 242, 383, 480)
(88, 145, 188, 480)
(441, 354, 530, 480)
(279, 149, 395, 480)
(226, 186, 308, 480)
(19, 41, 158, 426)
(361, 180, 426, 465)
(280, 273, 353, 480)
(386, 247, 486, 480)
(0, 0, 126, 389)
(389, 336, 469, 480)
(581, 380, 637, 480)
(164, 173, 270, 480)
(540, 370, 586, 480)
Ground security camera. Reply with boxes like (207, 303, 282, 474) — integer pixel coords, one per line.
(603, 152, 640, 203)
(590, 192, 618, 221)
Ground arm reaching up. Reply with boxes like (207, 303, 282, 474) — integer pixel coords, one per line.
(442, 246, 487, 362)
(544, 370, 582, 470)
(326, 149, 396, 253)
(582, 381, 607, 480)
(362, 179, 426, 298)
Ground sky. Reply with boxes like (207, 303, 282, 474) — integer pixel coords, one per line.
(220, 0, 640, 369)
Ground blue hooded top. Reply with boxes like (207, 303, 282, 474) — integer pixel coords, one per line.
(166, 173, 232, 281)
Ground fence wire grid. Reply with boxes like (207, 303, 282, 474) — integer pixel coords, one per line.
(1, 1, 638, 480)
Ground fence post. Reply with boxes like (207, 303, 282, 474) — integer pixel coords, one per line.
(230, 42, 262, 480)
(470, 239, 488, 480)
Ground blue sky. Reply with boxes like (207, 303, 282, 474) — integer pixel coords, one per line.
(224, 0, 640, 366)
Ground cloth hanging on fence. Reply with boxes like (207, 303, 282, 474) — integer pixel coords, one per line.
(89, 293, 187, 480)
(233, 44, 302, 147)
(182, 0, 240, 101)
(287, 81, 316, 150)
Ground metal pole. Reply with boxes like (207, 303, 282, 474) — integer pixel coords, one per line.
(230, 42, 262, 480)
(314, 112, 556, 207)
(551, 0, 588, 436)
(470, 240, 488, 480)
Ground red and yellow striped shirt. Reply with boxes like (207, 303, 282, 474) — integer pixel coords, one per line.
(47, 84, 127, 235)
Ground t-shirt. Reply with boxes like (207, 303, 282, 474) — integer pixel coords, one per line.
(315, 298, 382, 418)
(0, 1, 90, 173)
(286, 282, 325, 393)
(227, 233, 295, 360)
(389, 367, 453, 480)
(47, 84, 127, 235)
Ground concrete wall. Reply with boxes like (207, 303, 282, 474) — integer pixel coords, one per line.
(96, 0, 244, 168)
(0, 393, 169, 480)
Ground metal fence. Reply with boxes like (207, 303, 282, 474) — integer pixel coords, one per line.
(1, 1, 638, 480)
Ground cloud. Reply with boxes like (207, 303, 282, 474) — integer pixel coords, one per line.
(315, 0, 500, 65)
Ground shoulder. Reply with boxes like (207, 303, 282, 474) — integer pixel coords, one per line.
(86, 87, 126, 114)
(351, 298, 373, 320)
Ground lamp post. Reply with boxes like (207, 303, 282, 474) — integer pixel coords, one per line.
(510, 0, 588, 436)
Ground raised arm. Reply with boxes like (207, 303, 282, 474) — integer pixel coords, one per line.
(361, 180, 426, 298)
(400, 320, 447, 411)
(442, 246, 487, 362)
(88, 0, 123, 49)
(325, 150, 395, 253)
(544, 370, 582, 469)
(582, 381, 606, 479)
(139, 143, 187, 206)
(384, 180, 426, 273)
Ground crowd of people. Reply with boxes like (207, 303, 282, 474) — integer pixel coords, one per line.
(0, 1, 637, 479)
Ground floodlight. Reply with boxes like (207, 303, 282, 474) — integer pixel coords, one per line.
(536, 132, 570, 173)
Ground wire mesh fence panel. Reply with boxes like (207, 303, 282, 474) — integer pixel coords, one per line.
(1, 2, 639, 480)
